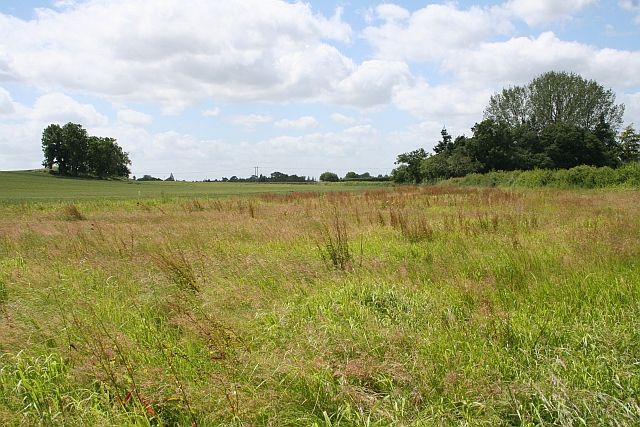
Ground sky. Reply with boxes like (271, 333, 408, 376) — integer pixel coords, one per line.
(1, 0, 639, 180)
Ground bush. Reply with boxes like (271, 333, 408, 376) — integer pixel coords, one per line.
(451, 162, 640, 189)
(319, 172, 339, 182)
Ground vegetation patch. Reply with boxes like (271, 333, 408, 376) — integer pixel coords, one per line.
(0, 184, 639, 425)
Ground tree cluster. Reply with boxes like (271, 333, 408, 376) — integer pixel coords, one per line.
(220, 172, 314, 183)
(42, 123, 131, 178)
(393, 72, 640, 183)
(320, 171, 390, 182)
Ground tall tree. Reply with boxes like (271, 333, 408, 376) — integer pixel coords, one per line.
(485, 71, 625, 132)
(433, 128, 453, 154)
(41, 124, 66, 174)
(87, 136, 131, 177)
(394, 148, 428, 183)
(619, 124, 640, 163)
(61, 122, 89, 176)
(42, 122, 131, 178)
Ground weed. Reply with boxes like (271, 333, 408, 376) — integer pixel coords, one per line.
(318, 211, 353, 271)
(153, 246, 200, 293)
(61, 204, 84, 220)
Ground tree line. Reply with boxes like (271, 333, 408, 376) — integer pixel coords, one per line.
(319, 171, 390, 182)
(393, 71, 640, 184)
(42, 122, 131, 178)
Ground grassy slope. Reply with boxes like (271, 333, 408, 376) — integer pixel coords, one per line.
(0, 182, 639, 425)
(0, 170, 387, 203)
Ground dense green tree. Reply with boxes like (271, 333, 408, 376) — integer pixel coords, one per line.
(540, 123, 609, 169)
(467, 119, 531, 172)
(87, 136, 131, 178)
(485, 71, 625, 131)
(421, 136, 480, 181)
(62, 123, 89, 176)
(41, 124, 66, 174)
(319, 171, 339, 182)
(394, 148, 428, 183)
(619, 124, 640, 163)
(344, 171, 358, 179)
(41, 122, 130, 178)
(390, 165, 411, 183)
(433, 128, 454, 154)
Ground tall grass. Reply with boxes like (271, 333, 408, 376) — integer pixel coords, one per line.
(0, 185, 639, 425)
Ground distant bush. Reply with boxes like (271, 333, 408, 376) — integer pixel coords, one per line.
(451, 162, 640, 189)
(319, 172, 340, 182)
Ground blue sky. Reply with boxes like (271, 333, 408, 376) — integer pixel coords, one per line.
(1, 0, 639, 180)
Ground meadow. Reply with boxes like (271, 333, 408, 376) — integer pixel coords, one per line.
(0, 173, 639, 425)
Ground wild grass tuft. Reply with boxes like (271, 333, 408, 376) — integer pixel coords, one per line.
(152, 246, 200, 293)
(390, 208, 434, 242)
(317, 210, 353, 271)
(61, 204, 85, 220)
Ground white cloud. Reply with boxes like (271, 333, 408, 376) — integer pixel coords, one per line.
(117, 108, 152, 127)
(53, 0, 79, 9)
(274, 116, 318, 129)
(32, 92, 108, 126)
(393, 81, 492, 125)
(230, 114, 273, 130)
(363, 3, 512, 62)
(0, 87, 16, 115)
(202, 107, 221, 117)
(332, 60, 413, 106)
(622, 92, 640, 125)
(0, 1, 406, 109)
(0, 91, 108, 170)
(374, 4, 411, 22)
(505, 0, 596, 26)
(444, 32, 640, 89)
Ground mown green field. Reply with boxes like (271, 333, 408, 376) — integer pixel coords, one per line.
(0, 170, 387, 203)
(0, 172, 639, 426)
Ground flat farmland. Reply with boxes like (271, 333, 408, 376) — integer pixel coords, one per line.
(0, 170, 387, 203)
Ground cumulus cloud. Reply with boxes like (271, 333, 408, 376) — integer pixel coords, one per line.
(363, 3, 512, 62)
(274, 116, 318, 129)
(0, 90, 109, 170)
(332, 60, 413, 106)
(505, 0, 596, 26)
(117, 108, 152, 127)
(374, 4, 411, 22)
(32, 92, 108, 126)
(444, 32, 640, 89)
(393, 81, 493, 125)
(0, 0, 409, 109)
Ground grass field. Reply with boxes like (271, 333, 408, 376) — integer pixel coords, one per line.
(1, 172, 639, 425)
(0, 170, 387, 203)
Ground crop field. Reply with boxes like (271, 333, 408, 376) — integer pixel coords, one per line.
(0, 174, 639, 425)
(0, 170, 387, 203)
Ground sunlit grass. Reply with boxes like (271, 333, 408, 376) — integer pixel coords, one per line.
(1, 184, 639, 425)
